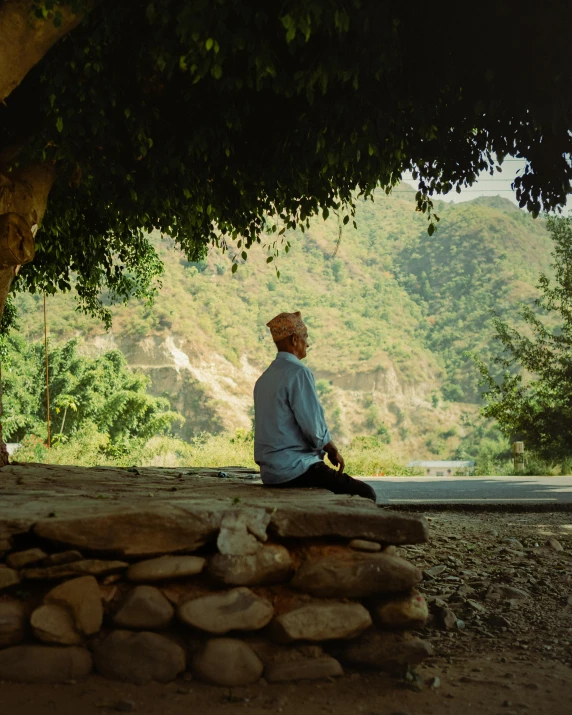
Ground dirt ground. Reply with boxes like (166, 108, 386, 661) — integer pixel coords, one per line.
(1, 511, 571, 715)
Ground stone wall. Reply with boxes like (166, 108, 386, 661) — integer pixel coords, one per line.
(0, 467, 431, 686)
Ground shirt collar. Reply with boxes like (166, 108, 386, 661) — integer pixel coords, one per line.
(276, 351, 301, 364)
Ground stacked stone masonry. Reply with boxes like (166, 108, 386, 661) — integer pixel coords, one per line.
(0, 465, 432, 686)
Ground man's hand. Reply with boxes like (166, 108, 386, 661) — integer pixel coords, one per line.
(324, 441, 345, 473)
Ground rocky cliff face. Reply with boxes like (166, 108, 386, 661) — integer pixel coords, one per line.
(82, 329, 464, 455)
(85, 333, 256, 438)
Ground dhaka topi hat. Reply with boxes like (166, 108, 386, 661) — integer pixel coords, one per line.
(266, 311, 306, 342)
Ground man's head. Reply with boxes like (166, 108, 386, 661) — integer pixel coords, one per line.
(266, 311, 309, 360)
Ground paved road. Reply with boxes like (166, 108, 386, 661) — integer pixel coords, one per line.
(363, 476, 572, 506)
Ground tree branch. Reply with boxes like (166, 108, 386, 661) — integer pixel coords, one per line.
(0, 1, 93, 102)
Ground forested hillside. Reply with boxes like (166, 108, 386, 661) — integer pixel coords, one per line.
(8, 187, 553, 461)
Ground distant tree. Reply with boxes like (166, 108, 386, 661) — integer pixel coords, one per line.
(1, 335, 183, 452)
(1, 0, 572, 331)
(476, 216, 572, 460)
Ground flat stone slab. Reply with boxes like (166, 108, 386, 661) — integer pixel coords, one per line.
(22, 559, 128, 580)
(0, 464, 428, 554)
(127, 555, 205, 581)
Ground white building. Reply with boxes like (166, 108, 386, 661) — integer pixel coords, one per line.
(407, 460, 475, 476)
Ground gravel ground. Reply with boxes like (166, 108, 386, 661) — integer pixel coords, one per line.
(404, 512, 572, 667)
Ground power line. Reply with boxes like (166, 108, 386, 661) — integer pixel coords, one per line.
(391, 190, 518, 193)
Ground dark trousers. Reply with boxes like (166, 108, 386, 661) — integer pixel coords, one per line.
(266, 460, 376, 502)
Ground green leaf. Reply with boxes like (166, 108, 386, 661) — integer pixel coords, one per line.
(212, 65, 222, 79)
(266, 256, 273, 263)
(56, 116, 63, 133)
(231, 263, 238, 273)
(205, 38, 214, 51)
(145, 3, 156, 23)
(428, 223, 435, 236)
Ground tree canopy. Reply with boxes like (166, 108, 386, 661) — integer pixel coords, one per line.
(477, 216, 572, 461)
(0, 1, 571, 324)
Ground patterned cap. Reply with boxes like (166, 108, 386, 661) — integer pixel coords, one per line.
(266, 311, 306, 341)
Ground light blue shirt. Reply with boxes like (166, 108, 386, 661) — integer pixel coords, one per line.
(253, 352, 331, 484)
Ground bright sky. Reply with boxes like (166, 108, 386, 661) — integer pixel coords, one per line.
(399, 158, 527, 206)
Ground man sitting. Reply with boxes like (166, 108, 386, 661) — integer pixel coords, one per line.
(253, 310, 376, 502)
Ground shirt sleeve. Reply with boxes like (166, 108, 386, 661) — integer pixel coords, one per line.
(289, 369, 331, 450)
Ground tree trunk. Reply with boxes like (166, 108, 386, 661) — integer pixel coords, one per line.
(0, 162, 56, 313)
(0, 0, 89, 102)
(0, 1, 96, 465)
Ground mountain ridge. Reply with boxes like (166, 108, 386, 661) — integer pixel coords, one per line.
(11, 189, 553, 459)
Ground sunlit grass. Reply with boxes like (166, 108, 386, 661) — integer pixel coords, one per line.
(13, 428, 569, 476)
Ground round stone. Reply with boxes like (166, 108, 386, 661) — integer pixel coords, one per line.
(93, 630, 186, 684)
(178, 587, 273, 634)
(45, 575, 103, 636)
(0, 567, 20, 591)
(374, 591, 428, 628)
(0, 645, 92, 683)
(192, 638, 263, 686)
(6, 548, 47, 569)
(31, 604, 82, 645)
(113, 586, 174, 630)
(264, 656, 343, 682)
(0, 599, 28, 648)
(333, 630, 433, 672)
(272, 601, 372, 642)
(291, 550, 421, 598)
(208, 544, 293, 586)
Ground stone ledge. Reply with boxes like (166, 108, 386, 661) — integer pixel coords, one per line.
(0, 464, 428, 552)
(0, 464, 431, 686)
